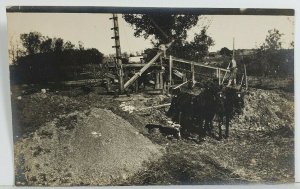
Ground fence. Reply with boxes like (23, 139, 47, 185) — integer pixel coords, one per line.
(167, 56, 230, 87)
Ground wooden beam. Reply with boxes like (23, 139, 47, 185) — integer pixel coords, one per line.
(173, 81, 189, 89)
(155, 71, 160, 89)
(124, 40, 174, 89)
(138, 103, 171, 111)
(240, 73, 244, 86)
(111, 13, 124, 93)
(168, 55, 173, 92)
(218, 68, 221, 85)
(124, 51, 163, 89)
(191, 63, 195, 82)
(244, 64, 248, 90)
(123, 64, 160, 68)
(104, 72, 117, 79)
(159, 55, 164, 90)
(166, 56, 230, 72)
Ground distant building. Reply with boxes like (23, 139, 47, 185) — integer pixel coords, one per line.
(236, 49, 256, 56)
(128, 56, 145, 64)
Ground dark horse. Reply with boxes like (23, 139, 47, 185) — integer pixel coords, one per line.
(166, 84, 244, 140)
(216, 87, 244, 139)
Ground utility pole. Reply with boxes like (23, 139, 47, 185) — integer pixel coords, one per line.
(232, 37, 235, 59)
(110, 14, 124, 93)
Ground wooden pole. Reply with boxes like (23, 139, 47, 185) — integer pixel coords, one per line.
(233, 37, 235, 59)
(159, 55, 164, 90)
(191, 63, 195, 83)
(124, 51, 163, 89)
(170, 57, 229, 72)
(244, 64, 248, 90)
(123, 40, 173, 90)
(138, 103, 171, 111)
(155, 71, 160, 89)
(218, 68, 221, 85)
(111, 14, 124, 93)
(240, 73, 244, 86)
(173, 81, 189, 89)
(169, 55, 173, 91)
(222, 70, 228, 84)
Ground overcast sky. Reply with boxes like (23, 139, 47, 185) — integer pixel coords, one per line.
(7, 13, 294, 56)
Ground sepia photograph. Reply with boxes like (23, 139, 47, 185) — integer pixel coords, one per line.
(6, 6, 294, 186)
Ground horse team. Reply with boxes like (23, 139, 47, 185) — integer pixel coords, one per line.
(166, 83, 244, 140)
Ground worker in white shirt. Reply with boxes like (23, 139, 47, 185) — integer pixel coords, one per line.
(227, 58, 237, 87)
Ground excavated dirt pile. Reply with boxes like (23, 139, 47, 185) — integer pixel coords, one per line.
(12, 85, 294, 185)
(231, 88, 294, 134)
(14, 108, 163, 186)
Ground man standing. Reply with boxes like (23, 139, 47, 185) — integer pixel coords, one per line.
(227, 58, 237, 87)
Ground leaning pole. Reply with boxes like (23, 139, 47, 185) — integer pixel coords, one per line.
(110, 14, 124, 93)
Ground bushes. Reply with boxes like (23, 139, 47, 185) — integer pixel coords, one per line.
(240, 49, 294, 78)
(10, 32, 104, 84)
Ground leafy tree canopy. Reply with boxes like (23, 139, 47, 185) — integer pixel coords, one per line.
(20, 31, 42, 55)
(123, 14, 199, 44)
(260, 29, 283, 51)
(169, 28, 214, 61)
(219, 47, 232, 57)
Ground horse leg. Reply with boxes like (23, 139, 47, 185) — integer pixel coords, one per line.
(225, 115, 229, 138)
(218, 115, 223, 140)
(204, 119, 209, 136)
(210, 119, 213, 136)
(178, 112, 186, 137)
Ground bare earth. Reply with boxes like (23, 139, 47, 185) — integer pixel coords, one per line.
(12, 85, 294, 185)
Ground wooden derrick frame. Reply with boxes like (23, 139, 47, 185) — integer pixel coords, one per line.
(167, 56, 231, 90)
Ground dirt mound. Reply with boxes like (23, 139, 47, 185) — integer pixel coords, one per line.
(14, 108, 163, 186)
(231, 88, 294, 134)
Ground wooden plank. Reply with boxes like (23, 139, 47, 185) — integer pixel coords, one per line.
(240, 73, 245, 86)
(159, 55, 164, 90)
(173, 81, 189, 89)
(244, 64, 248, 90)
(62, 78, 103, 86)
(168, 56, 230, 72)
(173, 69, 185, 78)
(104, 72, 117, 79)
(191, 63, 195, 82)
(168, 55, 173, 92)
(155, 71, 160, 89)
(123, 40, 174, 89)
(111, 14, 124, 93)
(138, 103, 171, 111)
(124, 51, 163, 89)
(123, 64, 160, 68)
(218, 68, 221, 85)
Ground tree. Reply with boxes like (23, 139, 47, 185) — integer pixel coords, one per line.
(123, 14, 199, 44)
(143, 48, 158, 62)
(40, 38, 53, 53)
(9, 36, 17, 64)
(123, 14, 214, 62)
(261, 29, 283, 50)
(169, 28, 214, 61)
(53, 38, 64, 52)
(64, 41, 75, 50)
(84, 48, 104, 64)
(290, 41, 294, 49)
(20, 31, 42, 55)
(78, 41, 84, 50)
(255, 29, 285, 76)
(12, 32, 106, 84)
(220, 47, 232, 57)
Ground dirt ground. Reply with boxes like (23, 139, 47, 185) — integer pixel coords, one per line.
(11, 84, 294, 186)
